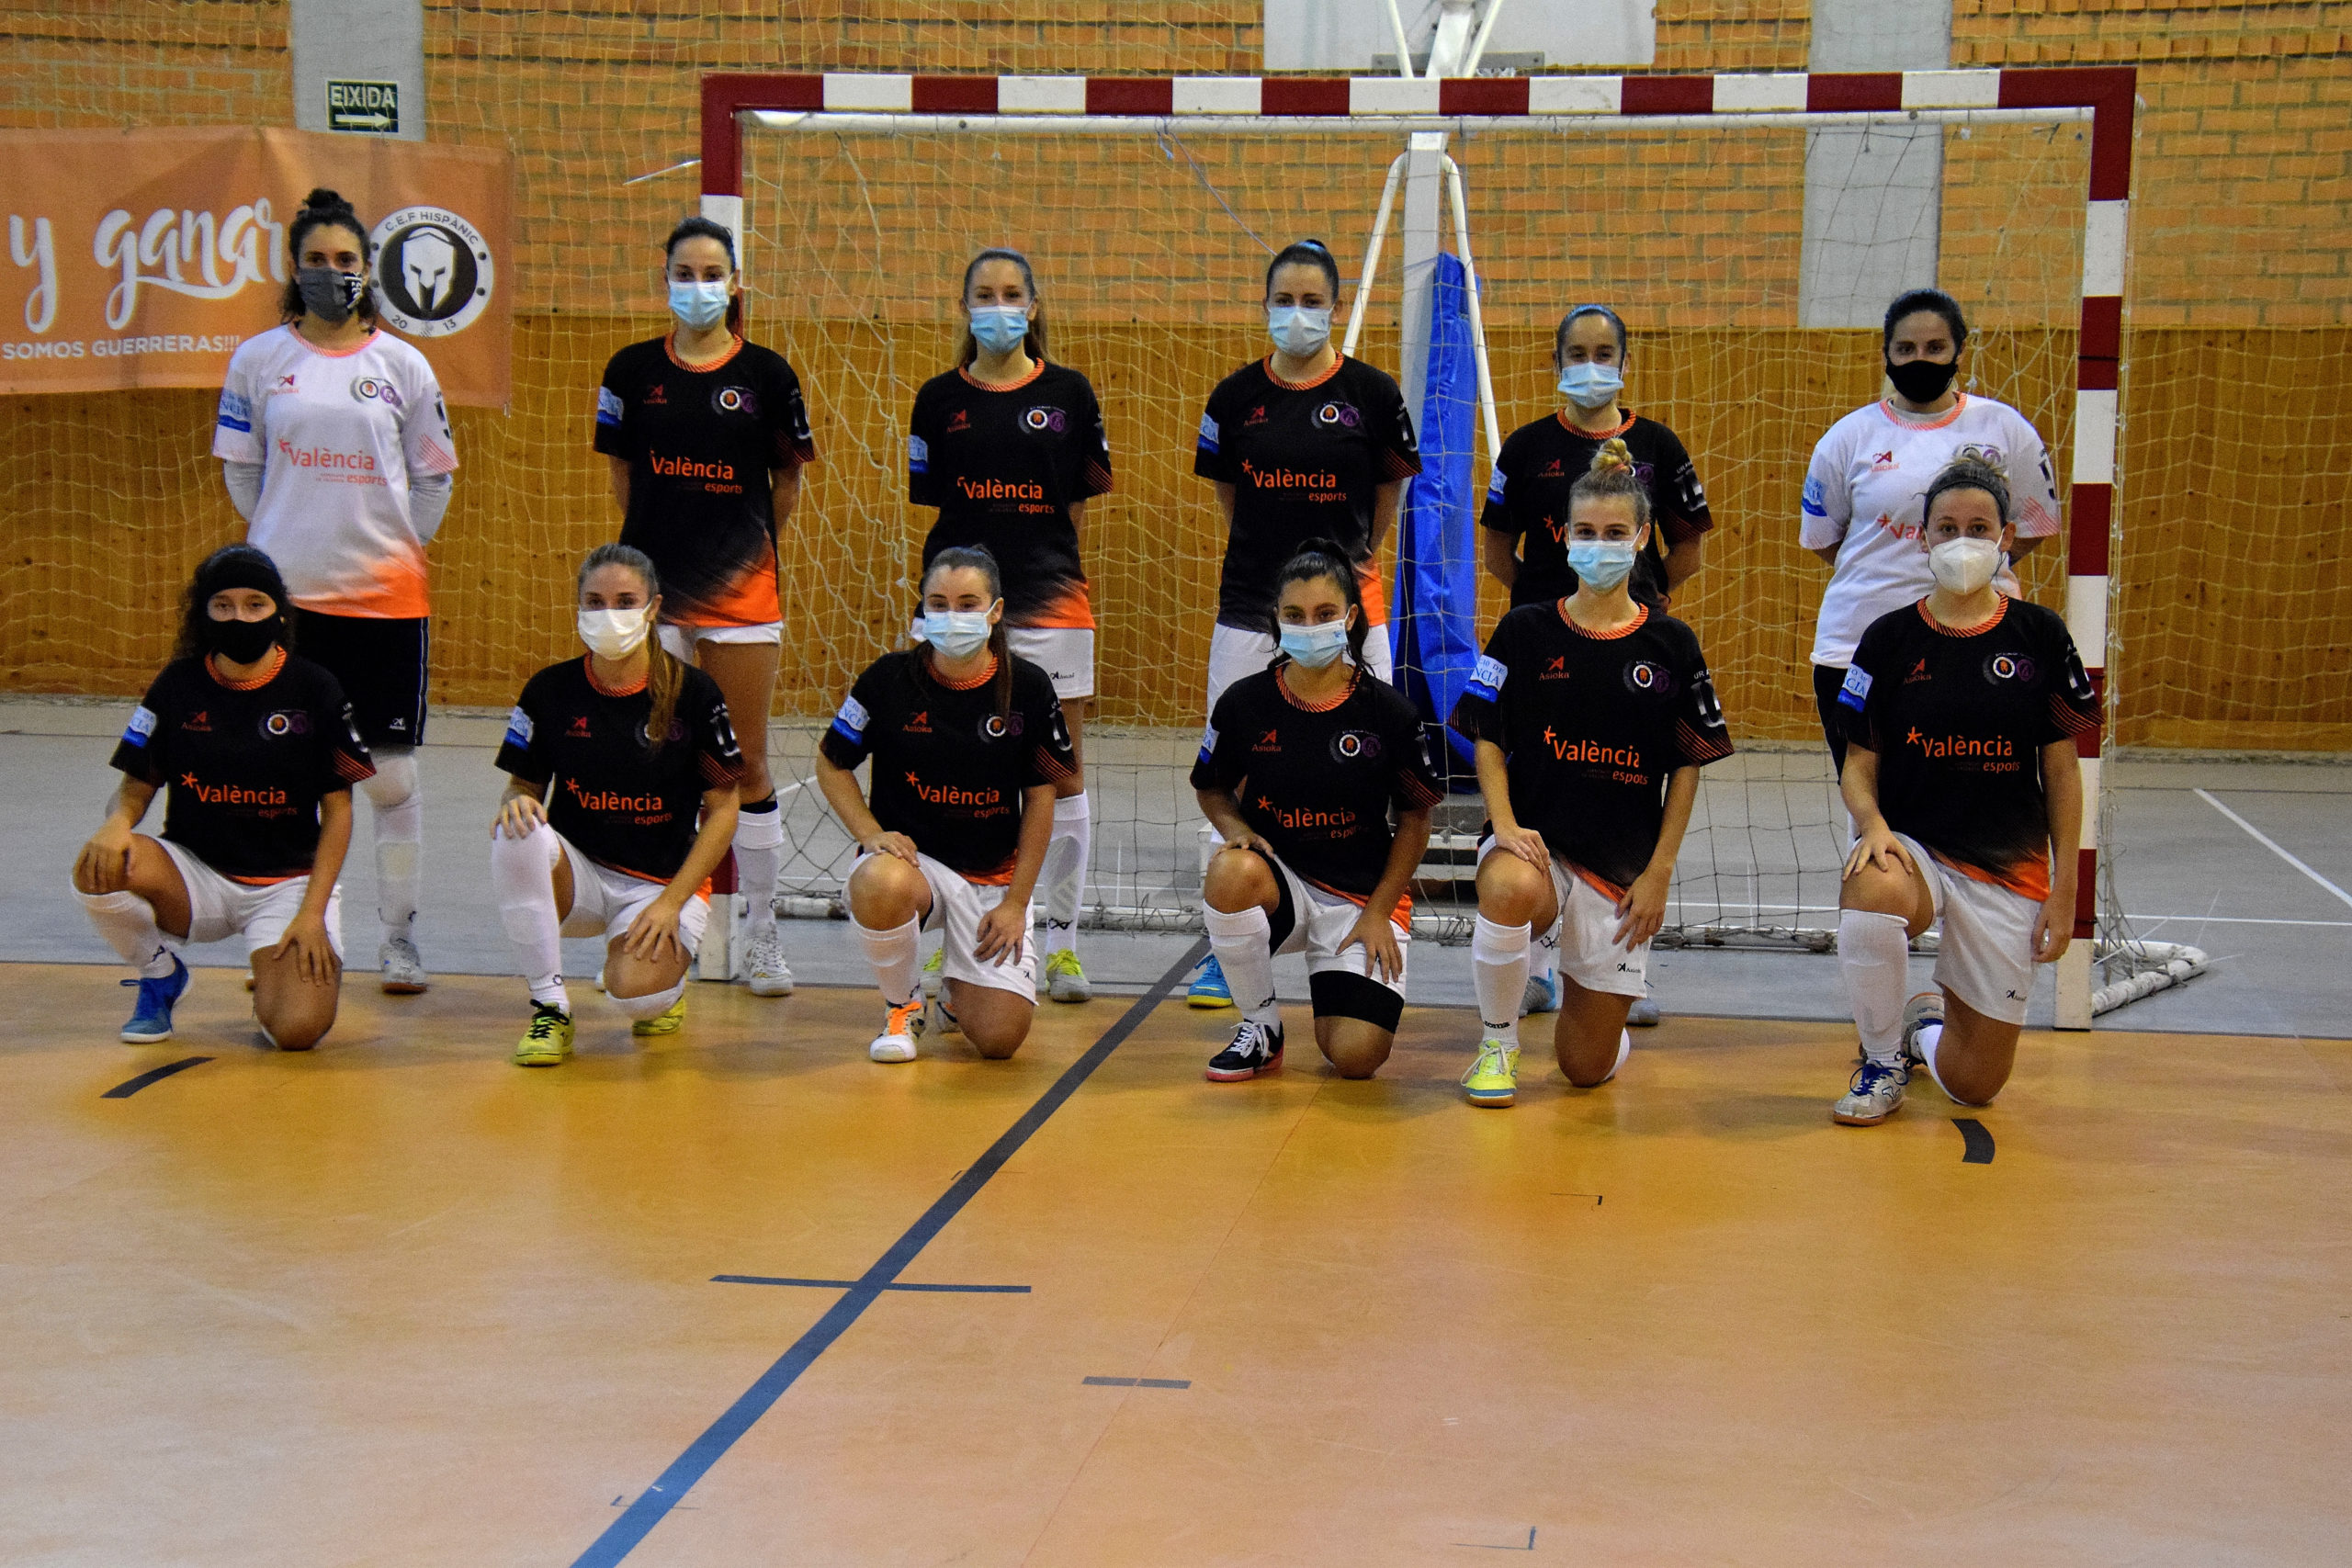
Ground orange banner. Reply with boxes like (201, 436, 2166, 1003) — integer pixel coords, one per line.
(1, 127, 511, 406)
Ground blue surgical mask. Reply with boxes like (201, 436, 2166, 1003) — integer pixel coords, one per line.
(921, 608, 995, 660)
(1267, 305, 1332, 359)
(968, 305, 1029, 355)
(1278, 619, 1351, 670)
(1567, 538, 1640, 592)
(669, 278, 730, 331)
(1557, 361, 1624, 411)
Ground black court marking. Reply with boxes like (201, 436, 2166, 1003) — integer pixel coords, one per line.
(1080, 1376, 1191, 1389)
(1453, 1528, 1538, 1551)
(1954, 1118, 1996, 1164)
(100, 1056, 213, 1099)
(572, 937, 1209, 1568)
(713, 1275, 1030, 1294)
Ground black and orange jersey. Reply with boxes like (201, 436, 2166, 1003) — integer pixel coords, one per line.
(910, 361, 1112, 630)
(1448, 602, 1734, 897)
(110, 650, 375, 881)
(1838, 595, 2099, 900)
(1193, 355, 1421, 632)
(495, 658, 744, 883)
(1479, 411, 1711, 611)
(594, 334, 817, 627)
(820, 649, 1077, 884)
(1192, 664, 1443, 921)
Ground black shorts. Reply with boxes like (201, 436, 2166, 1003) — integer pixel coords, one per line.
(1813, 662, 1849, 777)
(292, 610, 429, 749)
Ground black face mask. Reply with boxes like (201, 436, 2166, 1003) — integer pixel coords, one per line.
(296, 265, 366, 324)
(201, 612, 282, 665)
(1885, 355, 1959, 403)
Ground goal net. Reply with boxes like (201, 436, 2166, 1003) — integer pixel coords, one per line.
(725, 75, 2182, 1016)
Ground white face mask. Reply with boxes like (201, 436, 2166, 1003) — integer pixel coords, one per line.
(921, 607, 996, 660)
(578, 605, 651, 660)
(1928, 536, 2002, 595)
(1267, 304, 1332, 359)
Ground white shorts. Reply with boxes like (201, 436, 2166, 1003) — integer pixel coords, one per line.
(1476, 836, 1649, 999)
(1891, 831, 2039, 1025)
(157, 838, 345, 959)
(659, 621, 782, 660)
(897, 849, 1037, 1001)
(1205, 620, 1393, 716)
(1004, 626, 1095, 702)
(554, 830, 712, 952)
(1254, 846, 1409, 1025)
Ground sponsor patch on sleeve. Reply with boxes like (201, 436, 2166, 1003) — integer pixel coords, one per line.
(215, 389, 252, 434)
(594, 386, 624, 427)
(1486, 470, 1507, 505)
(503, 705, 533, 749)
(122, 705, 158, 747)
(1196, 723, 1218, 764)
(1801, 475, 1828, 518)
(1837, 665, 1872, 711)
(907, 434, 928, 474)
(830, 693, 870, 745)
(1466, 655, 1508, 701)
(1196, 412, 1219, 453)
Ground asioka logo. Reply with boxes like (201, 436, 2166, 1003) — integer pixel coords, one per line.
(1238, 458, 1340, 491)
(277, 438, 377, 474)
(259, 709, 311, 738)
(349, 376, 403, 408)
(1905, 728, 2015, 761)
(1542, 728, 1641, 768)
(1313, 400, 1361, 429)
(1984, 651, 2037, 683)
(1022, 406, 1068, 434)
(1541, 655, 1570, 681)
(176, 773, 286, 807)
(564, 778, 668, 813)
(650, 452, 736, 480)
(904, 771, 1002, 809)
(956, 477, 1045, 502)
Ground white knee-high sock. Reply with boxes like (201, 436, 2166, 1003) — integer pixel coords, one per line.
(1472, 916, 1531, 1046)
(1042, 792, 1091, 953)
(1202, 904, 1280, 1027)
(734, 796, 784, 940)
(360, 750, 423, 942)
(1913, 1021, 1949, 1093)
(1839, 908, 1910, 1066)
(854, 914, 921, 1006)
(611, 977, 684, 1021)
(490, 824, 568, 1011)
(78, 888, 178, 978)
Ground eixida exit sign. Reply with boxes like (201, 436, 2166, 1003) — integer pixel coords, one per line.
(326, 80, 401, 134)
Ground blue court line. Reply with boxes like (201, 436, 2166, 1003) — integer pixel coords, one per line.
(713, 1275, 1030, 1293)
(1953, 1118, 1996, 1164)
(571, 936, 1209, 1568)
(100, 1056, 213, 1099)
(1080, 1376, 1190, 1389)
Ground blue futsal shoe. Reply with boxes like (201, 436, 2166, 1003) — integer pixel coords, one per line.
(1520, 967, 1559, 1017)
(119, 954, 190, 1043)
(1187, 953, 1234, 1009)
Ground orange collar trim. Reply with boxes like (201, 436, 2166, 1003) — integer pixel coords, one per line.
(1555, 599, 1649, 641)
(1917, 593, 2010, 637)
(1556, 409, 1634, 440)
(928, 650, 999, 691)
(1277, 663, 1360, 713)
(1264, 354, 1344, 392)
(207, 646, 287, 690)
(959, 359, 1044, 392)
(666, 332, 745, 373)
(1878, 391, 1969, 432)
(582, 655, 650, 697)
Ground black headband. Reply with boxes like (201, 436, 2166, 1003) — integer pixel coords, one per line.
(196, 549, 287, 604)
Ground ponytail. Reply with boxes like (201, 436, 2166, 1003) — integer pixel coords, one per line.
(1272, 536, 1370, 673)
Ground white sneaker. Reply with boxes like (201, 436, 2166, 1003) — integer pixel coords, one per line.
(1626, 996, 1661, 1028)
(1833, 1057, 1910, 1125)
(920, 946, 944, 999)
(1521, 968, 1558, 1016)
(379, 935, 429, 994)
(1044, 948, 1091, 1003)
(869, 998, 926, 1063)
(744, 931, 793, 997)
(926, 992, 961, 1036)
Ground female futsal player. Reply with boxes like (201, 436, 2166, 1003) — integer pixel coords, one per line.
(1801, 288, 2061, 773)
(1478, 300, 1713, 1026)
(214, 188, 456, 996)
(489, 545, 743, 1066)
(72, 546, 373, 1050)
(1448, 442, 1736, 1107)
(1188, 237, 1421, 1005)
(1826, 458, 2098, 1124)
(908, 248, 1113, 1004)
(816, 547, 1077, 1064)
(1191, 540, 1442, 1082)
(595, 216, 815, 1000)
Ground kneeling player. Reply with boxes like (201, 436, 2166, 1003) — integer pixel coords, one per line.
(1191, 540, 1442, 1081)
(491, 545, 744, 1066)
(72, 546, 373, 1050)
(1829, 458, 2098, 1124)
(816, 547, 1075, 1063)
(1448, 441, 1734, 1105)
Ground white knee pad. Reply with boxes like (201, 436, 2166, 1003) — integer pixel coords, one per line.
(489, 823, 562, 942)
(611, 977, 684, 1021)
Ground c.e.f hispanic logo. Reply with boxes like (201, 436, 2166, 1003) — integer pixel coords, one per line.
(370, 206, 494, 337)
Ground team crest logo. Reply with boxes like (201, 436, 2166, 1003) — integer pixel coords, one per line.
(259, 710, 312, 738)
(1313, 401, 1362, 429)
(349, 376, 403, 408)
(1623, 660, 1677, 697)
(369, 206, 495, 337)
(980, 712, 1027, 741)
(646, 718, 688, 744)
(713, 385, 759, 416)
(1021, 406, 1068, 434)
(1329, 729, 1382, 763)
(1984, 651, 2037, 683)
(1955, 443, 2007, 472)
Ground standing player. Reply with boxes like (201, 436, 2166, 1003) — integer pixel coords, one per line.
(214, 187, 456, 997)
(815, 547, 1076, 1064)
(489, 545, 743, 1066)
(1826, 460, 2098, 1124)
(1448, 442, 1735, 1107)
(1189, 237, 1421, 1006)
(595, 216, 815, 1001)
(71, 546, 372, 1051)
(1478, 301, 1713, 1028)
(908, 248, 1113, 1005)
(1191, 541, 1442, 1082)
(1801, 288, 2059, 774)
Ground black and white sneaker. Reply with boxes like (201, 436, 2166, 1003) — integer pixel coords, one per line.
(1205, 1019, 1284, 1082)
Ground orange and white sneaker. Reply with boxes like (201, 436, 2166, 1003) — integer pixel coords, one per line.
(868, 998, 927, 1064)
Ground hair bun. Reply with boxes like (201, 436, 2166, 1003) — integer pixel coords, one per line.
(302, 187, 348, 212)
(1590, 437, 1635, 473)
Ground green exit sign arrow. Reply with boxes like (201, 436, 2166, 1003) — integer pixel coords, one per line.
(326, 80, 401, 134)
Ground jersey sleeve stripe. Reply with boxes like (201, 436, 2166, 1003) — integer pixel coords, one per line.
(2048, 695, 2101, 737)
(1398, 773, 1444, 808)
(1674, 722, 1736, 764)
(332, 751, 377, 783)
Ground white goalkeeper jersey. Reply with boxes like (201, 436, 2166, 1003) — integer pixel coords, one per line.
(1800, 393, 2059, 668)
(213, 325, 458, 619)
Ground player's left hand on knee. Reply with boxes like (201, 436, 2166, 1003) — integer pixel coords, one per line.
(974, 904, 1023, 964)
(622, 898, 684, 962)
(272, 914, 340, 985)
(1340, 915, 1403, 984)
(1614, 869, 1671, 949)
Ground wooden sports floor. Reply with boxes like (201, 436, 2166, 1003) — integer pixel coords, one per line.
(6, 956, 2347, 1566)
